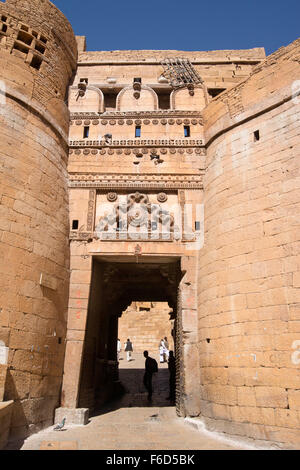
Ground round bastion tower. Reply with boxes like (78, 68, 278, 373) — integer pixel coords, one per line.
(0, 0, 77, 442)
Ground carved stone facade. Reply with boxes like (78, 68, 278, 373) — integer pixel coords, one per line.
(64, 42, 267, 428)
(61, 38, 300, 449)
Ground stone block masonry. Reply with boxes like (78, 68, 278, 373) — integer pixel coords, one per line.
(0, 401, 13, 450)
(200, 38, 300, 449)
(0, 365, 7, 401)
(0, 0, 77, 442)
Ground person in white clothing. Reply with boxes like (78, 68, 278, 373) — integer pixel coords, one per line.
(163, 337, 169, 362)
(125, 338, 133, 361)
(117, 338, 121, 361)
(159, 339, 165, 363)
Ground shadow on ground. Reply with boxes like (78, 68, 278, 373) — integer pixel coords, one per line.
(91, 366, 175, 419)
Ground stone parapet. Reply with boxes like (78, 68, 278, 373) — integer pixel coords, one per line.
(78, 48, 266, 64)
(0, 401, 14, 450)
(55, 407, 89, 426)
(0, 0, 77, 129)
(0, 365, 8, 402)
(203, 38, 300, 144)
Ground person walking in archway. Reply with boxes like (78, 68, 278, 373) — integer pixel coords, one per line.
(167, 350, 176, 402)
(159, 339, 165, 363)
(143, 350, 158, 401)
(125, 338, 133, 361)
(163, 336, 169, 362)
(117, 338, 121, 361)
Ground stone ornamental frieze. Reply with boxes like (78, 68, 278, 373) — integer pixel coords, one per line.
(69, 138, 205, 147)
(70, 111, 204, 124)
(69, 148, 206, 158)
(69, 172, 204, 189)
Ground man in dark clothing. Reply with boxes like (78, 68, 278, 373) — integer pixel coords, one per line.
(143, 350, 158, 401)
(167, 350, 176, 402)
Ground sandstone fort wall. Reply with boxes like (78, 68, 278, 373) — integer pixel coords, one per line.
(199, 38, 300, 448)
(0, 0, 77, 441)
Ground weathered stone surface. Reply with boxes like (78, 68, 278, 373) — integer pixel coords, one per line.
(0, 0, 77, 441)
(55, 407, 89, 426)
(0, 401, 14, 450)
(199, 37, 300, 448)
(0, 365, 8, 401)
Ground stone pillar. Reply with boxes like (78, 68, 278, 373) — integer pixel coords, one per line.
(180, 255, 201, 416)
(60, 252, 93, 409)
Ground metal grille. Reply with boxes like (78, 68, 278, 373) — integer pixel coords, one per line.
(161, 58, 203, 89)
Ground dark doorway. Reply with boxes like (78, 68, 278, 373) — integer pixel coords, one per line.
(78, 257, 183, 415)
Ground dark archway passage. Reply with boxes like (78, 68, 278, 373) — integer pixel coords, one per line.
(77, 256, 183, 415)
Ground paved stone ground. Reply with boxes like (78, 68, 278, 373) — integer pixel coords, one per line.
(10, 353, 252, 451)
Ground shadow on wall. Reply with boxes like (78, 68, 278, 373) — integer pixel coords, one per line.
(3, 370, 27, 449)
(3, 369, 61, 449)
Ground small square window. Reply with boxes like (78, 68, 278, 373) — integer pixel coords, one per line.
(195, 221, 201, 231)
(30, 55, 42, 70)
(13, 41, 29, 56)
(135, 126, 141, 138)
(184, 125, 190, 138)
(133, 78, 142, 83)
(17, 30, 33, 46)
(39, 35, 47, 44)
(83, 126, 90, 139)
(35, 42, 45, 54)
(72, 220, 79, 230)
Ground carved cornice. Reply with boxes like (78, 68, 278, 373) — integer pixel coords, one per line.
(68, 172, 204, 190)
(70, 110, 204, 124)
(69, 230, 197, 242)
(69, 147, 206, 158)
(69, 138, 204, 148)
(69, 230, 180, 242)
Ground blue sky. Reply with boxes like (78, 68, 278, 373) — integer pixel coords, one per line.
(53, 0, 299, 56)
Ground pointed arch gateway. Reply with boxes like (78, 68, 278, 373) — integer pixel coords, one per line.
(59, 253, 201, 421)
